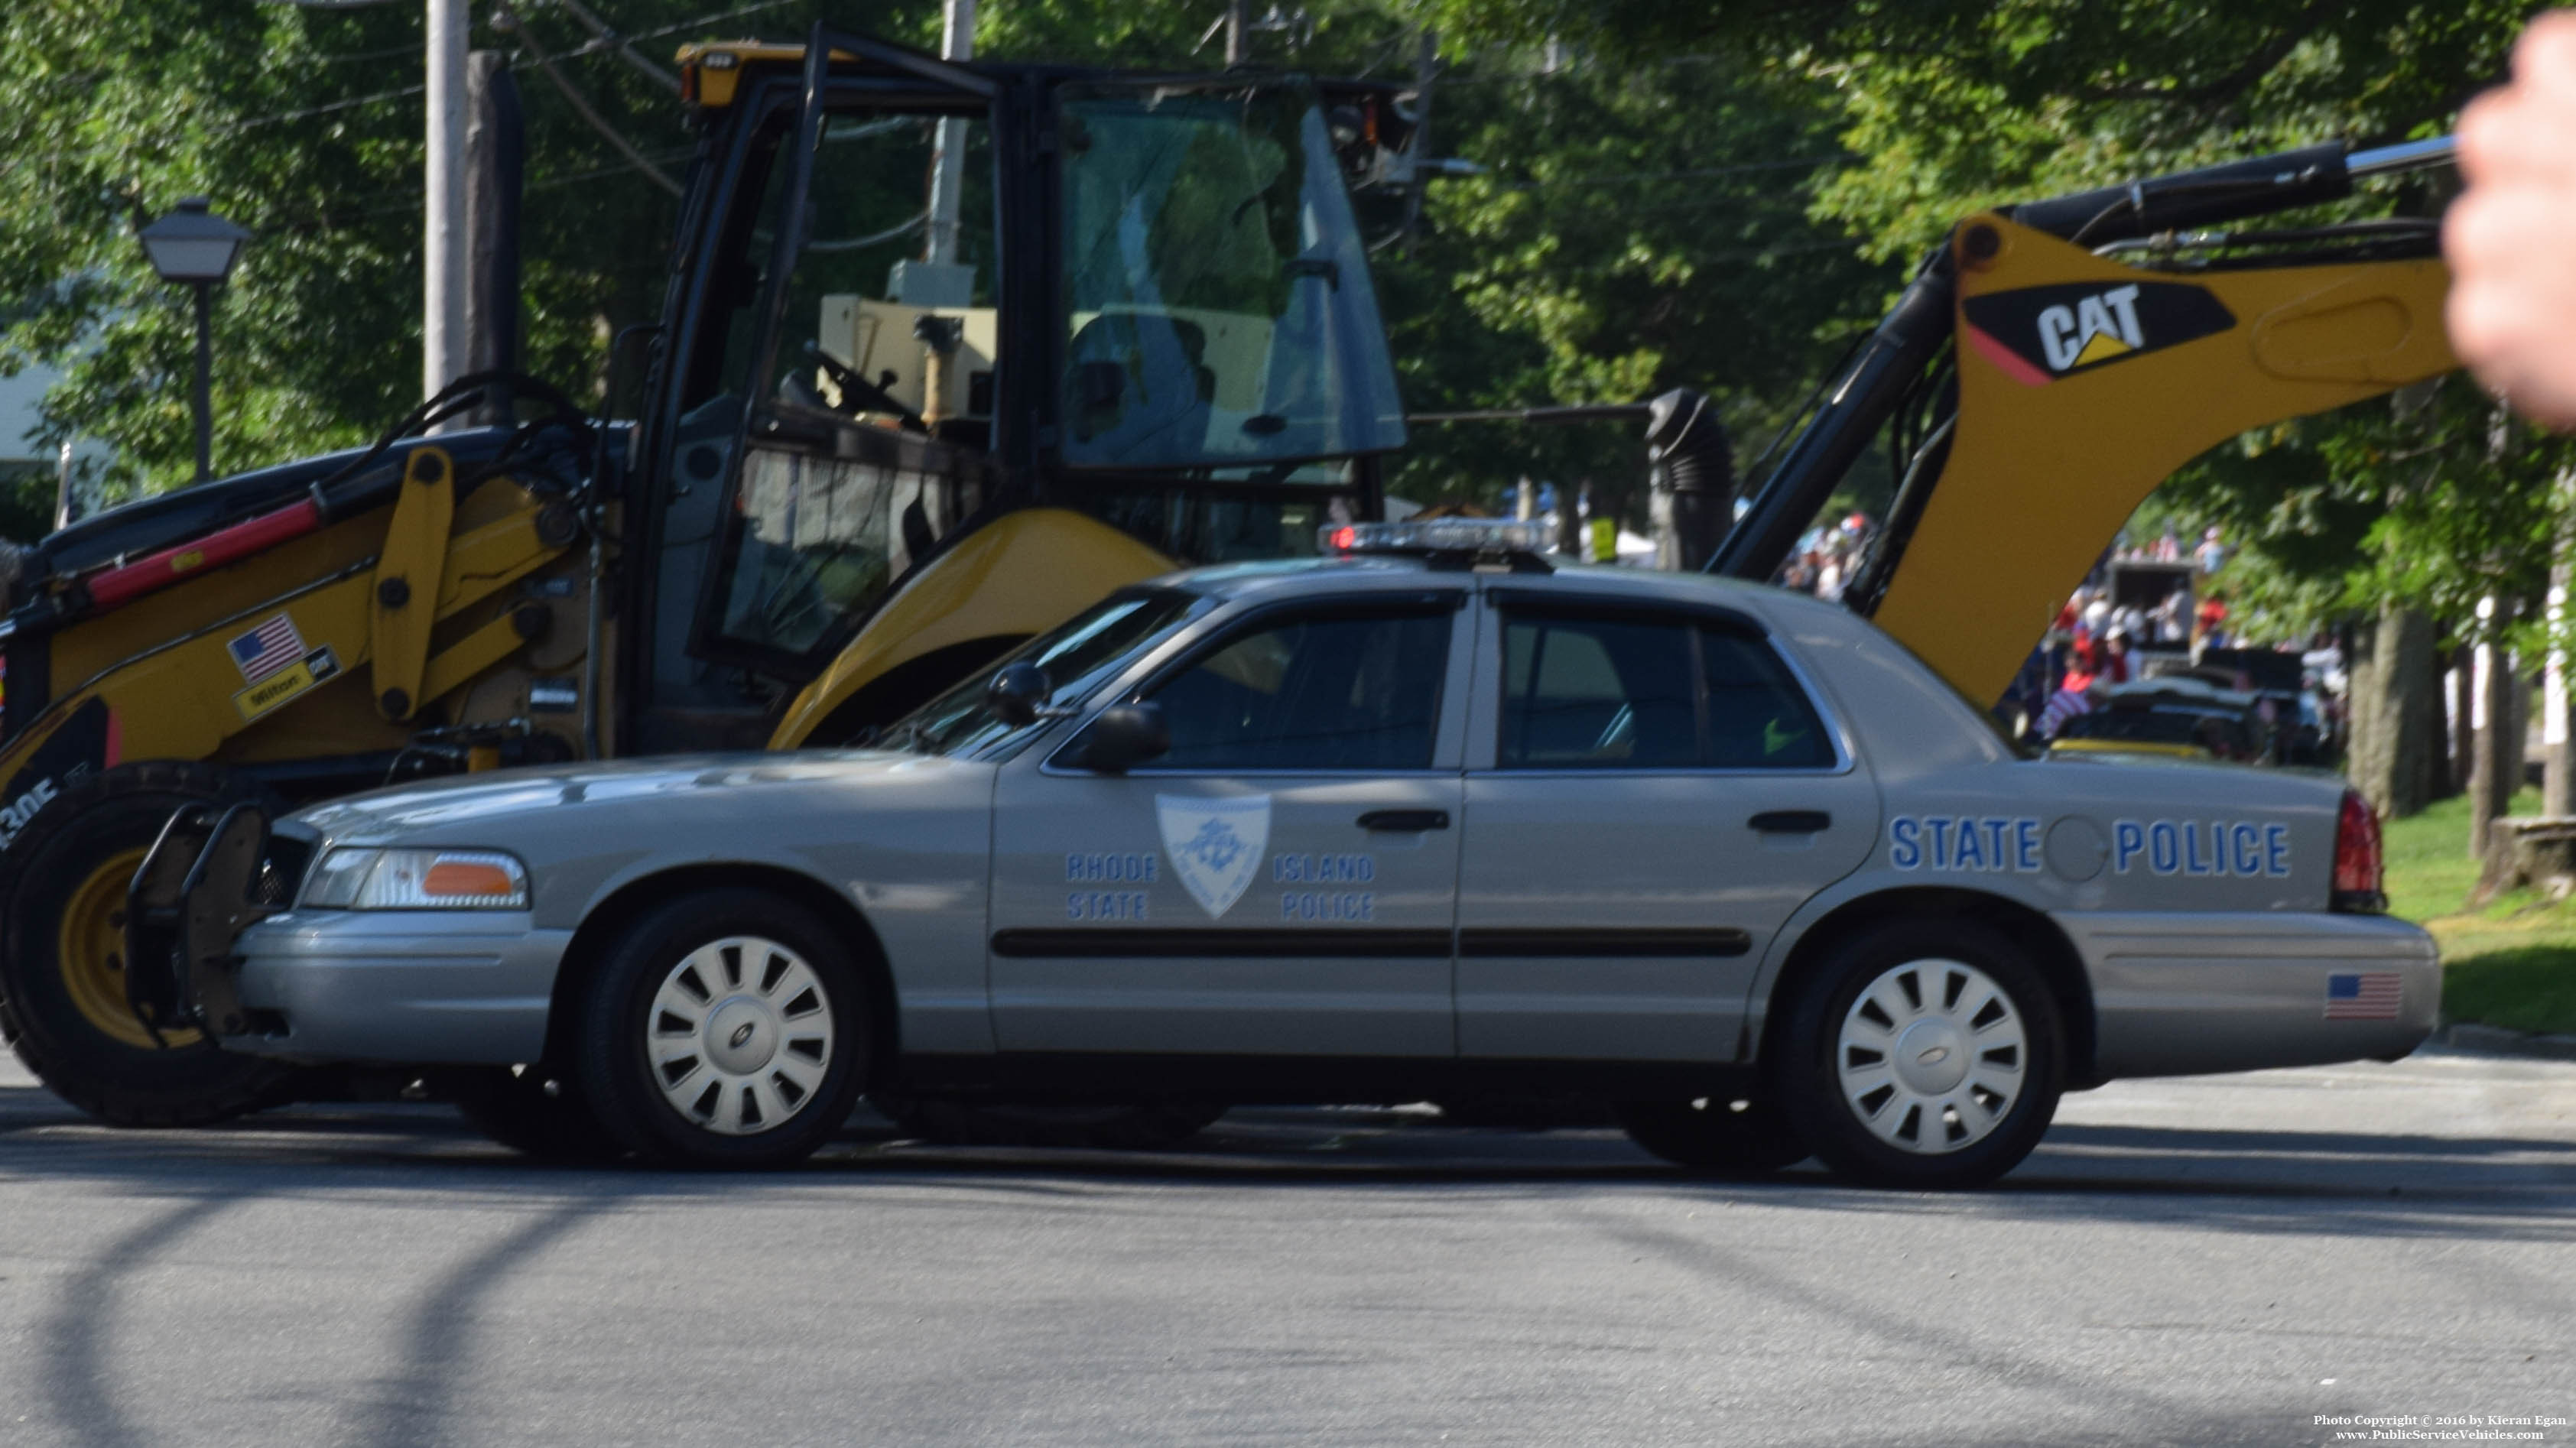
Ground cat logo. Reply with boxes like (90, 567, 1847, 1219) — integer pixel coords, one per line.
(1960, 279, 2237, 385)
(2037, 284, 2143, 371)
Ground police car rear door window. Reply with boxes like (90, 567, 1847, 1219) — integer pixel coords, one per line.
(1702, 627, 1834, 769)
(1496, 612, 1830, 771)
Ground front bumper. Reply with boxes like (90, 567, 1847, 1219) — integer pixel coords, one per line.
(2059, 911, 2440, 1080)
(223, 909, 571, 1065)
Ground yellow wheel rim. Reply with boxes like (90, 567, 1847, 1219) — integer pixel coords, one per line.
(57, 848, 201, 1050)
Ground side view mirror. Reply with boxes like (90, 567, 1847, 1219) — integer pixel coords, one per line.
(985, 661, 1053, 727)
(1069, 702, 1170, 774)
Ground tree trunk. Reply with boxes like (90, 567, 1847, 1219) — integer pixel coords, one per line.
(2470, 602, 2522, 861)
(2451, 643, 2477, 795)
(2548, 482, 2576, 817)
(2347, 601, 2438, 820)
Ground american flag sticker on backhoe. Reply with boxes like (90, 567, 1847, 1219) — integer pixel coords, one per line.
(2324, 972, 2402, 1021)
(228, 613, 306, 683)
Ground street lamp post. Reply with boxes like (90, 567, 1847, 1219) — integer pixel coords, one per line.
(137, 198, 252, 484)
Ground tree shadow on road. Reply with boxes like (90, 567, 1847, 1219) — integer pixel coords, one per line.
(5, 1086, 2573, 1246)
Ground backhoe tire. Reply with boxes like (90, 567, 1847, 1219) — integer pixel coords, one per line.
(0, 762, 300, 1127)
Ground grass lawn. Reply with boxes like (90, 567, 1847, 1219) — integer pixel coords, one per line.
(2384, 787, 2576, 1036)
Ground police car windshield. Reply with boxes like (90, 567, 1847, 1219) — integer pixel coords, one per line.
(892, 589, 1205, 756)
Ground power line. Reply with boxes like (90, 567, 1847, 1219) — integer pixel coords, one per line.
(1494, 157, 1839, 191)
(2, 1, 783, 183)
(491, 0, 683, 195)
(223, 81, 426, 132)
(545, 0, 682, 93)
(312, 0, 794, 64)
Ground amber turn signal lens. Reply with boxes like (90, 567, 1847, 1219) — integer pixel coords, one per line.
(424, 860, 519, 898)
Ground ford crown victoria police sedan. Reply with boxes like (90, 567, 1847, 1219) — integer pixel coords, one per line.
(155, 521, 2435, 1187)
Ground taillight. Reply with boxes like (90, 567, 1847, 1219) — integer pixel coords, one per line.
(2331, 789, 2385, 913)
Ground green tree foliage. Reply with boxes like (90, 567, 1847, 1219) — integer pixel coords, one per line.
(0, 0, 890, 497)
(0, 0, 1895, 536)
(1432, 0, 2568, 638)
(1374, 49, 1896, 517)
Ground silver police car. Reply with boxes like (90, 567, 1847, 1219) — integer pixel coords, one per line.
(179, 521, 2435, 1186)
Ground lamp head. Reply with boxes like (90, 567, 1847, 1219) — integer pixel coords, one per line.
(138, 197, 252, 284)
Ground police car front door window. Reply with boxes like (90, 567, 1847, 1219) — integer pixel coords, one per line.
(1146, 609, 1449, 771)
(895, 590, 1202, 755)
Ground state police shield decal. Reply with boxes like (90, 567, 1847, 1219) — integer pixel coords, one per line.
(1155, 794, 1271, 919)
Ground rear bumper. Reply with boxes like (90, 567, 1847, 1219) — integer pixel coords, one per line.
(2055, 911, 2438, 1079)
(223, 910, 569, 1065)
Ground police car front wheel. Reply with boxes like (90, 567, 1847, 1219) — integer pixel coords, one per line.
(1772, 919, 2064, 1190)
(574, 888, 869, 1168)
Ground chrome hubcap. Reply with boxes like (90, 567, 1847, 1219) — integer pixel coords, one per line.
(648, 936, 834, 1135)
(1835, 958, 2026, 1155)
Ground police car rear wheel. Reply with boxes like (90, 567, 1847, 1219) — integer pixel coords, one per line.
(1772, 919, 2063, 1190)
(1613, 1096, 1810, 1174)
(575, 889, 868, 1168)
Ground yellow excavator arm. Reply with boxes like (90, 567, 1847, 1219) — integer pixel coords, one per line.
(1877, 218, 2454, 703)
(1712, 135, 2463, 706)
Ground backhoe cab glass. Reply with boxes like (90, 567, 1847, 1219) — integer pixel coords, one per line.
(1058, 81, 1406, 471)
(673, 102, 1000, 688)
(645, 47, 1405, 738)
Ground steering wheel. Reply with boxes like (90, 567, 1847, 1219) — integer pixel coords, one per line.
(801, 342, 927, 433)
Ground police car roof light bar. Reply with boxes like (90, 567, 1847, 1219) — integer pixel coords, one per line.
(1320, 518, 1555, 570)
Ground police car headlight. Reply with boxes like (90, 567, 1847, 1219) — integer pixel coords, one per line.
(300, 848, 530, 910)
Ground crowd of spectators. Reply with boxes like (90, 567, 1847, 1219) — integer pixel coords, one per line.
(1777, 512, 1875, 599)
(2009, 526, 2252, 743)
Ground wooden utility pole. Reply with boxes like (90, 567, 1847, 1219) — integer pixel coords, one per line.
(924, 0, 978, 268)
(425, 0, 469, 411)
(1397, 29, 1437, 255)
(464, 51, 523, 424)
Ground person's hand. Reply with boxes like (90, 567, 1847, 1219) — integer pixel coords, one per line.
(2448, 11, 2576, 429)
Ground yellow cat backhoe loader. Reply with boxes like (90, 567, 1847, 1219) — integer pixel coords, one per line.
(0, 26, 1418, 1126)
(1708, 138, 2461, 699)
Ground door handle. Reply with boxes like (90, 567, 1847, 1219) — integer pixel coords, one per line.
(1358, 809, 1450, 833)
(1749, 810, 1831, 834)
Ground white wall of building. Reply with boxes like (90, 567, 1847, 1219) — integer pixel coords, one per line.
(0, 365, 58, 463)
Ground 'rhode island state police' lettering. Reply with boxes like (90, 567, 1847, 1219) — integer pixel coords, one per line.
(1272, 853, 1376, 884)
(1066, 890, 1148, 920)
(1066, 852, 1158, 884)
(1889, 816, 2043, 873)
(2110, 819, 2290, 878)
(1281, 891, 1375, 921)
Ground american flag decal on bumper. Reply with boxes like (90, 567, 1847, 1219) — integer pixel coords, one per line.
(2324, 972, 2403, 1021)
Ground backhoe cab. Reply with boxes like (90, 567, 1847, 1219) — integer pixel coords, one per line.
(0, 26, 1419, 1127)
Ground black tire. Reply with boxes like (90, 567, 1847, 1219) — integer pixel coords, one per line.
(1768, 918, 2064, 1190)
(1613, 1096, 1810, 1174)
(573, 888, 870, 1168)
(448, 1066, 625, 1163)
(0, 762, 300, 1127)
(870, 1095, 1226, 1151)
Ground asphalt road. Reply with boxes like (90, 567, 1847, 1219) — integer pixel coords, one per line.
(0, 1050, 2570, 1448)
